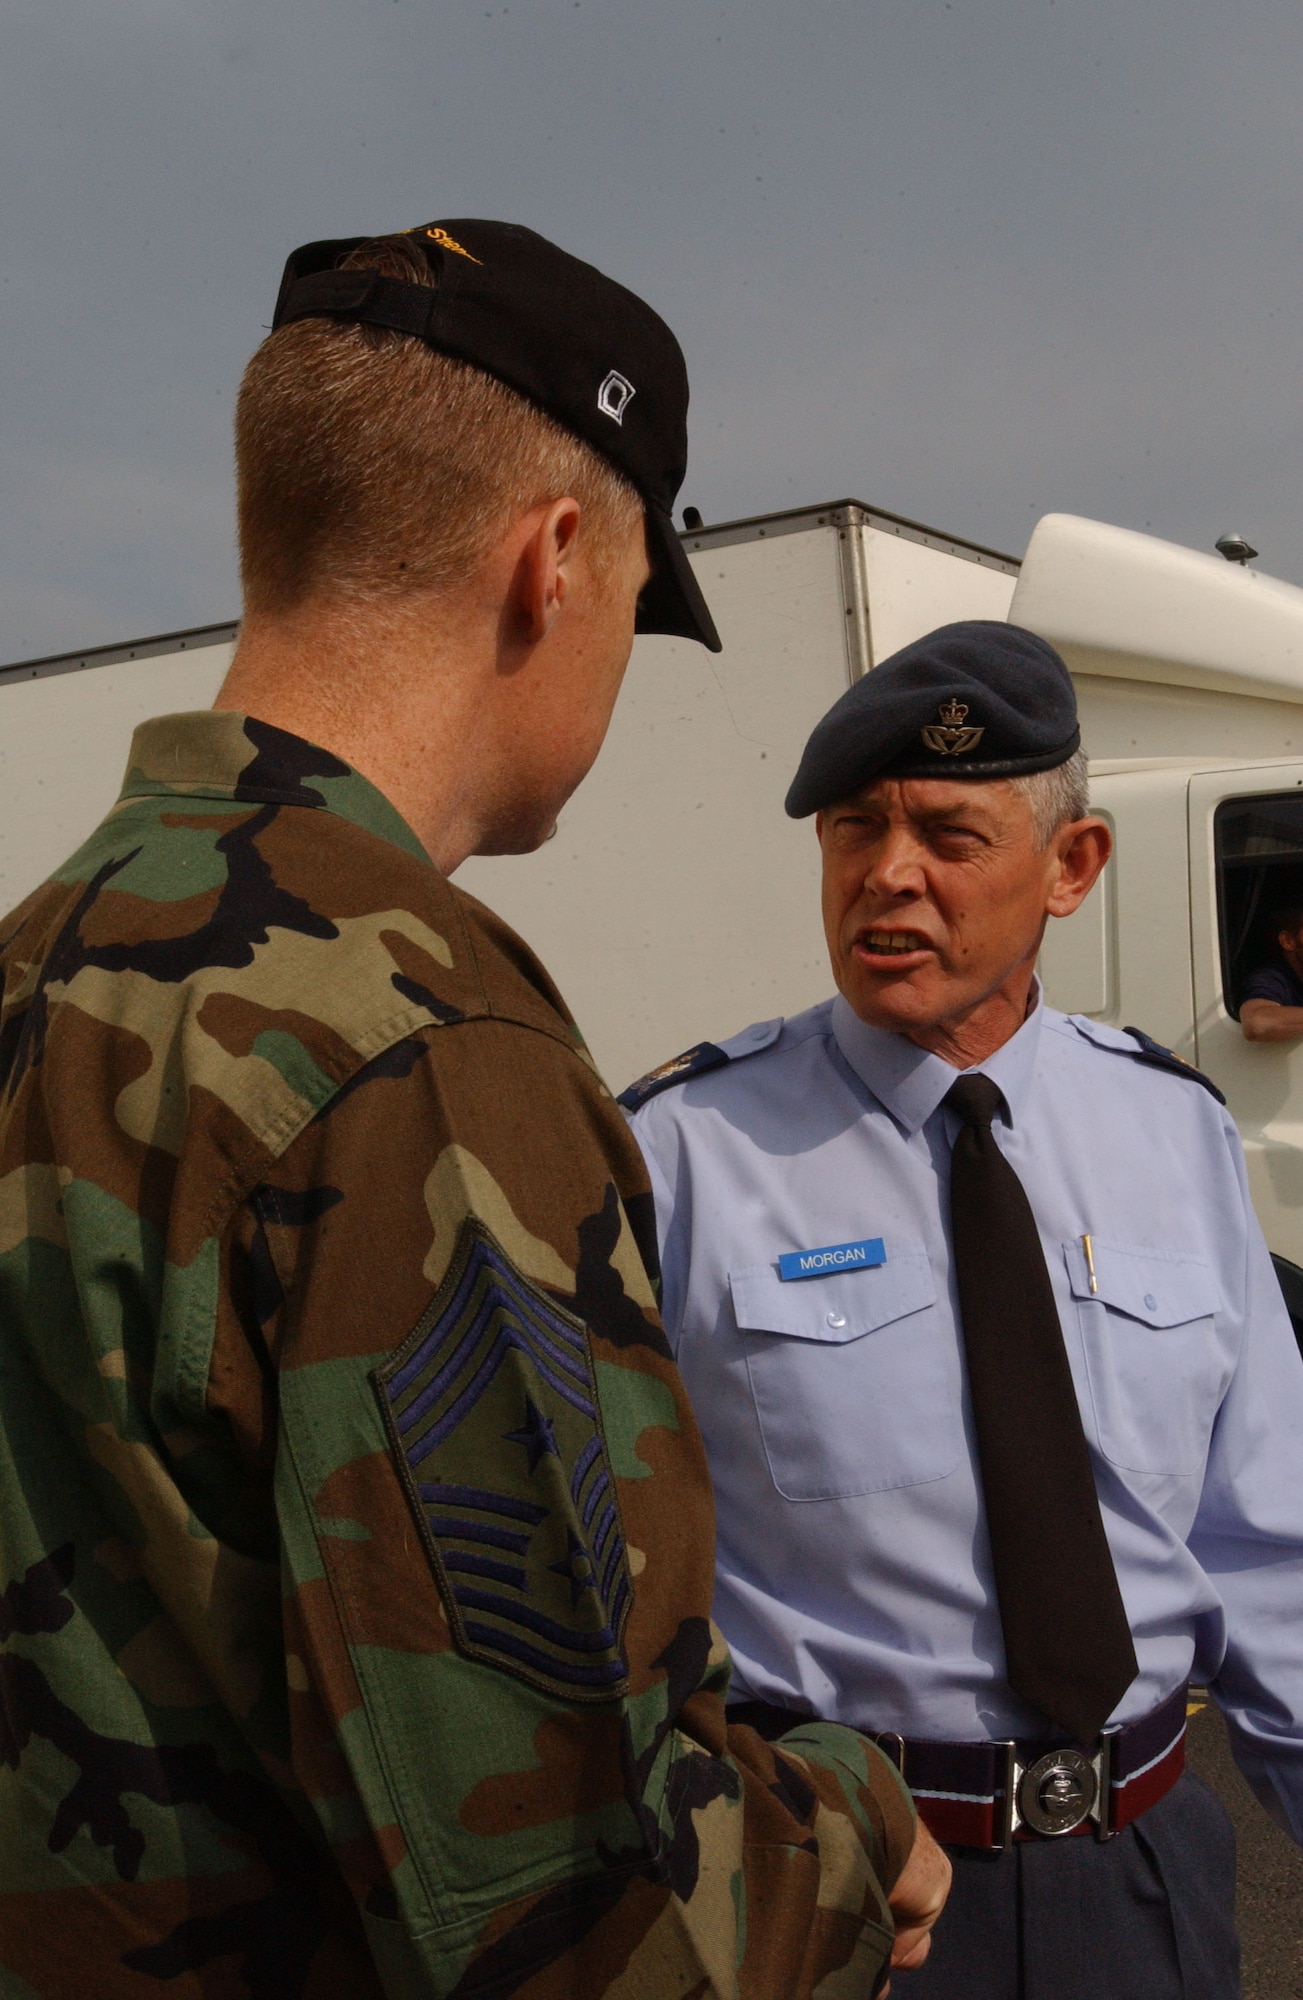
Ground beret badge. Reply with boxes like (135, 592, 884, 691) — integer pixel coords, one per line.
(920, 699, 985, 758)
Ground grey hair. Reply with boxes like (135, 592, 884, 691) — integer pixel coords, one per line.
(1011, 747, 1091, 847)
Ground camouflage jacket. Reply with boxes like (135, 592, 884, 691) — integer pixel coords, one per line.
(0, 712, 913, 1999)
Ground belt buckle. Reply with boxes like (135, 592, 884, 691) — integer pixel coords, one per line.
(1002, 1728, 1117, 1846)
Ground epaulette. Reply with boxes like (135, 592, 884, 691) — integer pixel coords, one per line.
(618, 1041, 729, 1112)
(1121, 1025, 1226, 1105)
(618, 1017, 788, 1113)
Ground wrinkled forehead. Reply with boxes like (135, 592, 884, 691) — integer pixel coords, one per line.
(824, 773, 1027, 821)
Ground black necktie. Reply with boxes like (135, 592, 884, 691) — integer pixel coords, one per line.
(945, 1072, 1138, 1745)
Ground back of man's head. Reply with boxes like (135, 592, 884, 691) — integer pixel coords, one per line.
(236, 234, 642, 617)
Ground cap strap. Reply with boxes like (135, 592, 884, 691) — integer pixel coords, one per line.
(274, 269, 437, 341)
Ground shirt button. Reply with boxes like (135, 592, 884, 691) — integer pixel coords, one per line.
(1144, 1293, 1157, 1312)
(827, 1311, 847, 1329)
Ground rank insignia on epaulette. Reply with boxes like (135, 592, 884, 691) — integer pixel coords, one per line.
(617, 1040, 729, 1112)
(1122, 1025, 1227, 1105)
(373, 1218, 631, 1702)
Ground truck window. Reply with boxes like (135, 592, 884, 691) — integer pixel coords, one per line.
(1215, 791, 1303, 1019)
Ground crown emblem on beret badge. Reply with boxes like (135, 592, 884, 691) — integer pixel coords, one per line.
(920, 699, 985, 757)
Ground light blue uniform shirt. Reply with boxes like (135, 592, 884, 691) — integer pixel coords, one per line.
(629, 991, 1303, 1841)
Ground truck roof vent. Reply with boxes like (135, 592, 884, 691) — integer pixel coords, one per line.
(1216, 533, 1259, 566)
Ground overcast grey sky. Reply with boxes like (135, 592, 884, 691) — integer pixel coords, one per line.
(3, 0, 1301, 662)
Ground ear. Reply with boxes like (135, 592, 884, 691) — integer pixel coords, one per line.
(512, 497, 583, 646)
(1044, 817, 1112, 919)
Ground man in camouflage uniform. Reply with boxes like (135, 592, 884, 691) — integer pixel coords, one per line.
(0, 220, 942, 1996)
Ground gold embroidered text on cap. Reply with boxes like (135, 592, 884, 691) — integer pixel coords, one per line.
(423, 226, 482, 263)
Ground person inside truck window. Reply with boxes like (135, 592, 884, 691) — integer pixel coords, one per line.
(1240, 899, 1303, 1039)
(623, 619, 1303, 2000)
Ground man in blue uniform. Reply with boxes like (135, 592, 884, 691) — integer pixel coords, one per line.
(623, 622, 1303, 2000)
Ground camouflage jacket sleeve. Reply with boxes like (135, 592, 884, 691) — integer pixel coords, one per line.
(0, 712, 911, 1999)
(229, 999, 914, 1996)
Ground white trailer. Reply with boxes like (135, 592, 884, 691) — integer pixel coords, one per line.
(0, 501, 1018, 1085)
(6, 500, 1303, 1318)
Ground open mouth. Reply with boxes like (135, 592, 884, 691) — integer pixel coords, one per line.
(857, 928, 931, 958)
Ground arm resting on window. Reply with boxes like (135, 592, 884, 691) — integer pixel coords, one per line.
(1240, 999, 1303, 1042)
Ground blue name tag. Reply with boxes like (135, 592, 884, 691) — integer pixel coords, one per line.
(778, 1237, 886, 1282)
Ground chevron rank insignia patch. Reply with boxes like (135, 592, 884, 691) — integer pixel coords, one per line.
(373, 1218, 631, 1702)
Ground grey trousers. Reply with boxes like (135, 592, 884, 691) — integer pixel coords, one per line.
(898, 1772, 1239, 2000)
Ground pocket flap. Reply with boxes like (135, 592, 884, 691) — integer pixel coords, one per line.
(1063, 1239, 1219, 1326)
(730, 1250, 936, 1343)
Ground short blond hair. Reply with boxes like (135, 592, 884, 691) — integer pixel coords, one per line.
(235, 236, 642, 615)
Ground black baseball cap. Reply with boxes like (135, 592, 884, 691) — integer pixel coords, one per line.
(786, 621, 1081, 817)
(272, 217, 721, 652)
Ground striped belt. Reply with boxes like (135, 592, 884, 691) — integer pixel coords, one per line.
(728, 1683, 1188, 1850)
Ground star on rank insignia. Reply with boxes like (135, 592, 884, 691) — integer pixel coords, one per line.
(505, 1395, 559, 1473)
(549, 1529, 598, 1609)
(373, 1217, 631, 1701)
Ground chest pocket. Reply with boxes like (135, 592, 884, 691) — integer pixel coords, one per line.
(730, 1251, 958, 1500)
(1065, 1239, 1227, 1476)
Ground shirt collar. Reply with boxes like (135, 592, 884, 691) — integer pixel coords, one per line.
(118, 711, 431, 865)
(831, 984, 1045, 1135)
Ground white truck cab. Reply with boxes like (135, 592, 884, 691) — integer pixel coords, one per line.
(6, 500, 1303, 1323)
(1015, 512, 1303, 1306)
